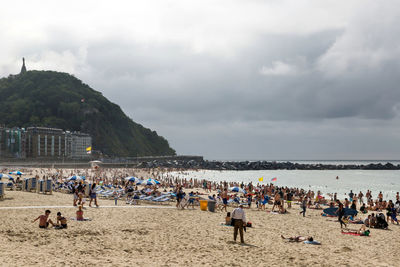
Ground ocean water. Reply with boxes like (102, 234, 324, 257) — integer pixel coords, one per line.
(170, 169, 400, 201)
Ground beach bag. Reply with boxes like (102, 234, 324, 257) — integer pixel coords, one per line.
(246, 222, 252, 227)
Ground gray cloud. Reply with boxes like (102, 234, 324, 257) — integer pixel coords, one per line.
(1, 0, 400, 159)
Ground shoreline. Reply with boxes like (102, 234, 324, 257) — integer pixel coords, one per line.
(2, 159, 400, 170)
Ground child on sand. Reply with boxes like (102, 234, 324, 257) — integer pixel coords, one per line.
(32, 210, 55, 229)
(55, 212, 68, 229)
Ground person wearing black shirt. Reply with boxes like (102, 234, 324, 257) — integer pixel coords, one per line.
(336, 203, 347, 228)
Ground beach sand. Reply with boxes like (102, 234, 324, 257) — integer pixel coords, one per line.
(1, 190, 400, 267)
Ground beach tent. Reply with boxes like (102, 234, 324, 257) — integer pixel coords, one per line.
(323, 207, 358, 217)
(9, 171, 24, 176)
(228, 187, 247, 194)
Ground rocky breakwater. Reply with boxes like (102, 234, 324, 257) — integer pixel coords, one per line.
(138, 160, 400, 171)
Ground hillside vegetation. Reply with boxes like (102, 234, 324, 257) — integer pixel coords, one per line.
(0, 71, 176, 157)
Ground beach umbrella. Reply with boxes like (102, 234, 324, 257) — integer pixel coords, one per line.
(0, 173, 13, 180)
(228, 187, 247, 194)
(66, 175, 85, 181)
(147, 178, 161, 185)
(137, 179, 160, 186)
(9, 171, 24, 176)
(135, 179, 144, 185)
(124, 176, 140, 183)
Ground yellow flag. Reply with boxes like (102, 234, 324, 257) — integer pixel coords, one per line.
(86, 146, 92, 151)
(258, 177, 263, 182)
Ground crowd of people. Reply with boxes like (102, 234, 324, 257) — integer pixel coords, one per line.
(3, 167, 399, 243)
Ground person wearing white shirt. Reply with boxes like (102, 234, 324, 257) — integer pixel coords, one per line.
(231, 204, 246, 243)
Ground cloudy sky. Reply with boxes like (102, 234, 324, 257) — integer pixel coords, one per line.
(1, 0, 400, 160)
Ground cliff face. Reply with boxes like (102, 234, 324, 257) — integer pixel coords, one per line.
(0, 70, 176, 157)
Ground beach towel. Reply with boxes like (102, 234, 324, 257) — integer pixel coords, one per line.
(341, 232, 361, 236)
(304, 240, 321, 245)
(341, 231, 369, 236)
(70, 217, 92, 221)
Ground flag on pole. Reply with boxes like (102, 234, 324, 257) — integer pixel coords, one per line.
(86, 146, 92, 154)
(271, 177, 277, 182)
(258, 177, 263, 182)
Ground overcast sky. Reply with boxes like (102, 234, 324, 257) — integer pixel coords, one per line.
(1, 0, 400, 160)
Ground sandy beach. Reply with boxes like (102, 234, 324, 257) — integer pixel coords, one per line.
(1, 186, 400, 267)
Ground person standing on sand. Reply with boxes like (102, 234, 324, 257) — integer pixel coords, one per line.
(358, 191, 364, 204)
(221, 189, 228, 212)
(300, 197, 307, 217)
(231, 204, 246, 243)
(89, 183, 99, 207)
(336, 203, 347, 228)
(349, 190, 354, 202)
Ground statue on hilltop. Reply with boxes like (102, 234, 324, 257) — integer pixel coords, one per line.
(20, 57, 27, 74)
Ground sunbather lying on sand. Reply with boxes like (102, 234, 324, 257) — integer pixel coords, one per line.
(281, 235, 313, 242)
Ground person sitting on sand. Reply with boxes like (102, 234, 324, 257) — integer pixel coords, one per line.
(390, 204, 399, 225)
(370, 213, 377, 228)
(341, 225, 370, 236)
(364, 214, 372, 227)
(360, 203, 367, 214)
(76, 205, 84, 221)
(55, 212, 68, 229)
(32, 210, 55, 229)
(281, 235, 314, 242)
(225, 212, 232, 225)
(344, 198, 349, 209)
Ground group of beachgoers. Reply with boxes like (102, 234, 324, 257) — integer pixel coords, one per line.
(4, 166, 399, 241)
(31, 205, 90, 229)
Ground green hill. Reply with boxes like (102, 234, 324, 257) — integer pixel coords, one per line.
(0, 70, 176, 157)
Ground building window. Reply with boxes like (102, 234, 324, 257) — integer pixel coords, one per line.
(51, 136, 55, 156)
